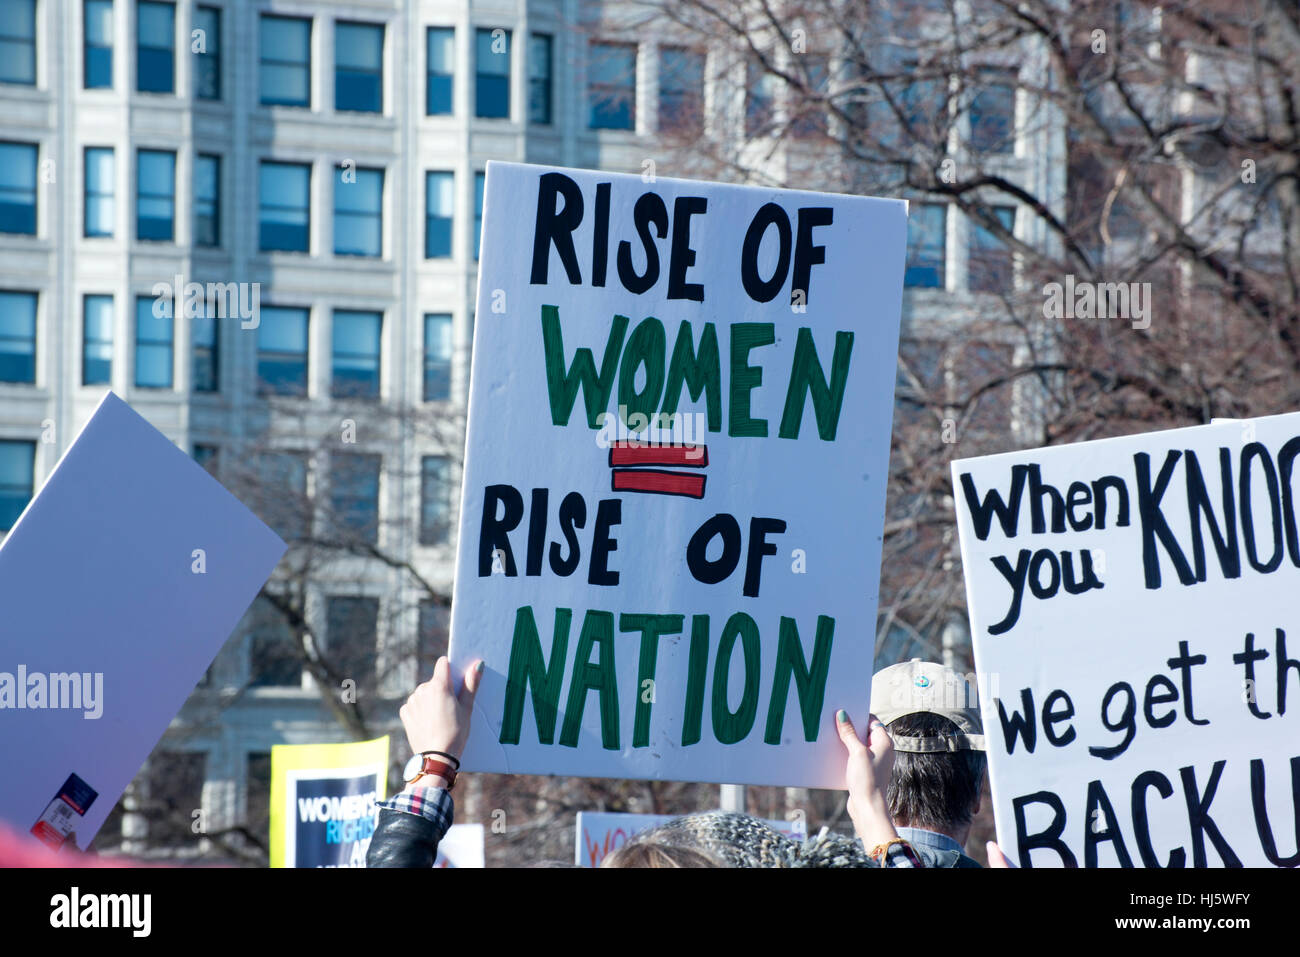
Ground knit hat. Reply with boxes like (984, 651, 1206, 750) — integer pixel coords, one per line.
(624, 812, 879, 868)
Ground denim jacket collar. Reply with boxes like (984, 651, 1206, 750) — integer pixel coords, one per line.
(896, 826, 964, 856)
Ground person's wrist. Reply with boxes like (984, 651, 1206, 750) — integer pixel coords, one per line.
(848, 795, 897, 843)
(849, 793, 890, 821)
(417, 739, 462, 760)
(855, 818, 899, 847)
(425, 746, 461, 763)
(405, 772, 452, 792)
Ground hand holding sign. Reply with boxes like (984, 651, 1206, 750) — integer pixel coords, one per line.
(836, 710, 899, 849)
(399, 657, 485, 760)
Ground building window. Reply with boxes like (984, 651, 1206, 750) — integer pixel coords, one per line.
(335, 21, 383, 113)
(905, 204, 946, 289)
(0, 440, 35, 531)
(420, 455, 451, 545)
(329, 455, 380, 545)
(334, 165, 382, 258)
(246, 752, 271, 836)
(0, 291, 36, 384)
(193, 154, 218, 247)
(255, 452, 309, 541)
(248, 623, 301, 685)
(0, 142, 37, 235)
(136, 1, 175, 94)
(136, 148, 175, 241)
(791, 54, 829, 138)
(473, 171, 485, 261)
(970, 68, 1016, 154)
(426, 27, 453, 116)
(588, 42, 636, 130)
(969, 206, 1016, 293)
(424, 171, 453, 259)
(890, 62, 948, 147)
(746, 57, 777, 137)
(0, 0, 36, 86)
(259, 161, 310, 252)
(423, 313, 452, 401)
(248, 596, 301, 687)
(194, 5, 220, 100)
(1104, 190, 1145, 242)
(134, 294, 173, 388)
(84, 0, 114, 89)
(659, 47, 703, 134)
(192, 443, 217, 473)
(83, 294, 113, 385)
(331, 309, 381, 398)
(326, 596, 379, 685)
(260, 14, 310, 107)
(475, 27, 510, 119)
(528, 33, 552, 125)
(192, 312, 217, 393)
(84, 147, 114, 238)
(257, 306, 309, 397)
(144, 752, 206, 846)
(418, 601, 450, 673)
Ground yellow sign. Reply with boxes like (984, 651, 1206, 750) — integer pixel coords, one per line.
(269, 737, 389, 868)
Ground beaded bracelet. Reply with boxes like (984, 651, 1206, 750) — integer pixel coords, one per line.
(869, 838, 922, 867)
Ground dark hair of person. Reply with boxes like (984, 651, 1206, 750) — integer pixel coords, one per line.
(886, 712, 987, 831)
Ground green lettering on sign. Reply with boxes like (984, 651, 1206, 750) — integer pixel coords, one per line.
(662, 320, 722, 432)
(778, 328, 854, 441)
(500, 606, 571, 745)
(682, 614, 710, 746)
(620, 612, 685, 748)
(541, 305, 629, 428)
(617, 318, 667, 431)
(764, 615, 835, 743)
(728, 323, 775, 437)
(711, 612, 761, 744)
(560, 610, 620, 749)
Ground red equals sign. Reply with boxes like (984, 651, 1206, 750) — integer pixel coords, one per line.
(609, 441, 708, 499)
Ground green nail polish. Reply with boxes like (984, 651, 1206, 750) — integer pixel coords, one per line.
(837, 709, 848, 722)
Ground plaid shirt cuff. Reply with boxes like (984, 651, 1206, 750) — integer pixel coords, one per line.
(380, 785, 454, 836)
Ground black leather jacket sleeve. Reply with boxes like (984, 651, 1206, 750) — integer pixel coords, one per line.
(365, 808, 445, 868)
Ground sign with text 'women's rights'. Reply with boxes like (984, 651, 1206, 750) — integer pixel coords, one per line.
(449, 162, 907, 786)
(953, 415, 1300, 867)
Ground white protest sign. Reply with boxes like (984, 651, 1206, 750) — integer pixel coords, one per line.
(0, 392, 286, 849)
(952, 414, 1300, 867)
(450, 162, 907, 786)
(433, 823, 486, 868)
(575, 810, 806, 867)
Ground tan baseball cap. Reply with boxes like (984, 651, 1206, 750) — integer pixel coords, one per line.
(870, 658, 986, 753)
